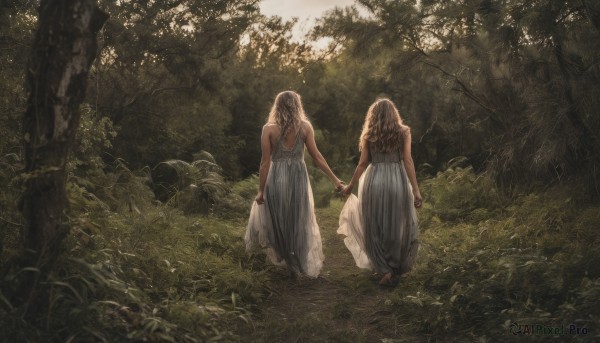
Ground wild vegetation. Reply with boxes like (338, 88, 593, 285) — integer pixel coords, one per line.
(242, 171, 600, 342)
(1, 0, 599, 341)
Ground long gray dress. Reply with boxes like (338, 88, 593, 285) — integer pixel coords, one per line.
(338, 143, 419, 275)
(245, 129, 324, 278)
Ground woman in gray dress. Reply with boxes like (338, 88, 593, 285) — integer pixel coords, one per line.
(339, 98, 422, 286)
(245, 91, 344, 278)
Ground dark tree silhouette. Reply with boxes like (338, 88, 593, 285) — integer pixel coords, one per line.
(19, 0, 107, 275)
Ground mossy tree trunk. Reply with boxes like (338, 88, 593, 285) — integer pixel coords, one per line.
(18, 0, 107, 283)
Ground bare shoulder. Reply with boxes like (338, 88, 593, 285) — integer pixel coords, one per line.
(400, 125, 411, 137)
(300, 120, 314, 136)
(263, 123, 277, 134)
(301, 120, 313, 129)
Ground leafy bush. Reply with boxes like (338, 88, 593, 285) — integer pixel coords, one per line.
(1, 130, 269, 342)
(382, 169, 600, 340)
(0, 195, 271, 342)
(230, 174, 259, 202)
(69, 158, 156, 215)
(68, 104, 117, 174)
(152, 157, 229, 214)
(419, 165, 506, 225)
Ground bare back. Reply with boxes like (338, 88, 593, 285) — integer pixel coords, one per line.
(266, 122, 308, 151)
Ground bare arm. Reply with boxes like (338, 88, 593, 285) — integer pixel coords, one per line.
(402, 129, 422, 208)
(256, 125, 273, 204)
(304, 122, 343, 189)
(341, 146, 370, 196)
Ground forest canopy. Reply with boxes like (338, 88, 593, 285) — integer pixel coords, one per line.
(2, 0, 599, 187)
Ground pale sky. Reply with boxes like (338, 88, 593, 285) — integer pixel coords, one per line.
(259, 0, 357, 20)
(259, 0, 358, 44)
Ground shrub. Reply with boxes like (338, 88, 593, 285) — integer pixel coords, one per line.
(383, 171, 600, 340)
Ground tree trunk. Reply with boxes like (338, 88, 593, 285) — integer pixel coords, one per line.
(19, 0, 107, 275)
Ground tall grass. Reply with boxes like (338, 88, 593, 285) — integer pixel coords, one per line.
(383, 167, 600, 341)
(2, 152, 598, 341)
(0, 159, 270, 342)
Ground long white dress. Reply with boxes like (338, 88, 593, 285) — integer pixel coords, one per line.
(245, 130, 324, 278)
(338, 144, 419, 275)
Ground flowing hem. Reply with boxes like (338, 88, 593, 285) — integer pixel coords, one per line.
(245, 192, 323, 278)
(337, 163, 419, 275)
(337, 194, 373, 270)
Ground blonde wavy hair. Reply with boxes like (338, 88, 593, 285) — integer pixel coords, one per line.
(359, 98, 408, 152)
(267, 91, 308, 134)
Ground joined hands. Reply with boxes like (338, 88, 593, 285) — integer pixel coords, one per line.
(335, 181, 353, 198)
(334, 180, 350, 198)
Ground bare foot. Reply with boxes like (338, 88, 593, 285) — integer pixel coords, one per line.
(378, 272, 392, 286)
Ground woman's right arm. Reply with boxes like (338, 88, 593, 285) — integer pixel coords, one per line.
(402, 129, 422, 208)
(341, 146, 370, 196)
(304, 121, 344, 189)
(256, 125, 272, 204)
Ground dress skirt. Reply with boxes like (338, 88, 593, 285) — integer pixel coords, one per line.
(338, 161, 419, 275)
(245, 159, 324, 278)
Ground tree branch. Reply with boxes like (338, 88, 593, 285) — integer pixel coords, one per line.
(422, 60, 505, 129)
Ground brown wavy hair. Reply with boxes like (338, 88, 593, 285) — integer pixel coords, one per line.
(267, 91, 308, 134)
(359, 98, 408, 152)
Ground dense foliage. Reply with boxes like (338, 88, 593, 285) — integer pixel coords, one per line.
(400, 167, 600, 340)
(313, 0, 600, 188)
(3, 0, 599, 185)
(1, 0, 599, 341)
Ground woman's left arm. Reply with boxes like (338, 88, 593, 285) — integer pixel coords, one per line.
(402, 129, 422, 208)
(256, 125, 273, 204)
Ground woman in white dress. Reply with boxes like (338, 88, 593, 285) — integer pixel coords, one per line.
(339, 98, 422, 286)
(245, 91, 344, 278)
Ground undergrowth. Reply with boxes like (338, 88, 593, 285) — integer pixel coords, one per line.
(383, 167, 600, 341)
(1, 206, 272, 341)
(0, 155, 270, 342)
(2, 153, 598, 341)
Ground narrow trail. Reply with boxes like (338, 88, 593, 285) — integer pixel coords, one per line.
(245, 200, 419, 342)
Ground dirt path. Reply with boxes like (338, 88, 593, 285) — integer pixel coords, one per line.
(244, 200, 418, 342)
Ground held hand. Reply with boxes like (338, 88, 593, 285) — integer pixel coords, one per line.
(341, 184, 353, 197)
(334, 180, 346, 199)
(255, 192, 265, 205)
(413, 190, 423, 208)
(334, 179, 345, 191)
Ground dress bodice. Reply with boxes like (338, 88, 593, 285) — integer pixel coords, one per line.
(368, 128, 409, 163)
(271, 129, 305, 162)
(369, 144, 404, 164)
